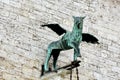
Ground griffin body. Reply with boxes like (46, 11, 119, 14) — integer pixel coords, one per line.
(43, 17, 85, 72)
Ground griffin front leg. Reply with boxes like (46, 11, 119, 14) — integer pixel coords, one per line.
(69, 42, 81, 61)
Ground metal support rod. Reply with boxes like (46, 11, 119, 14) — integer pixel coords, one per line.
(70, 62, 72, 80)
(76, 67, 79, 80)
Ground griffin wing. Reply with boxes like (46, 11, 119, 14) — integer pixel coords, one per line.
(41, 24, 99, 44)
(41, 24, 66, 36)
(82, 33, 99, 44)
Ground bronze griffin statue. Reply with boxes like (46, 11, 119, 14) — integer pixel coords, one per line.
(41, 16, 99, 73)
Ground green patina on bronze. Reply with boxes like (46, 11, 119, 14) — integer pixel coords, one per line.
(44, 16, 85, 72)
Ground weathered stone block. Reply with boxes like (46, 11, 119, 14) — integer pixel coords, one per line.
(0, 0, 120, 80)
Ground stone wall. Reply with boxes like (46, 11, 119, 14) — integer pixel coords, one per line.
(0, 0, 120, 80)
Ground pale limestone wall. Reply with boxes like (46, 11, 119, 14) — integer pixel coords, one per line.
(0, 0, 120, 80)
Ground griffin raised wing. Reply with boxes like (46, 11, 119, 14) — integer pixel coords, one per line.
(41, 24, 66, 36)
(41, 24, 99, 44)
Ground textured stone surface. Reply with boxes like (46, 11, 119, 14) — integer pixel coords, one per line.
(0, 0, 120, 80)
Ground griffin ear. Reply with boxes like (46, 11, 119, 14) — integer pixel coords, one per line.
(83, 16, 86, 19)
(72, 16, 76, 19)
